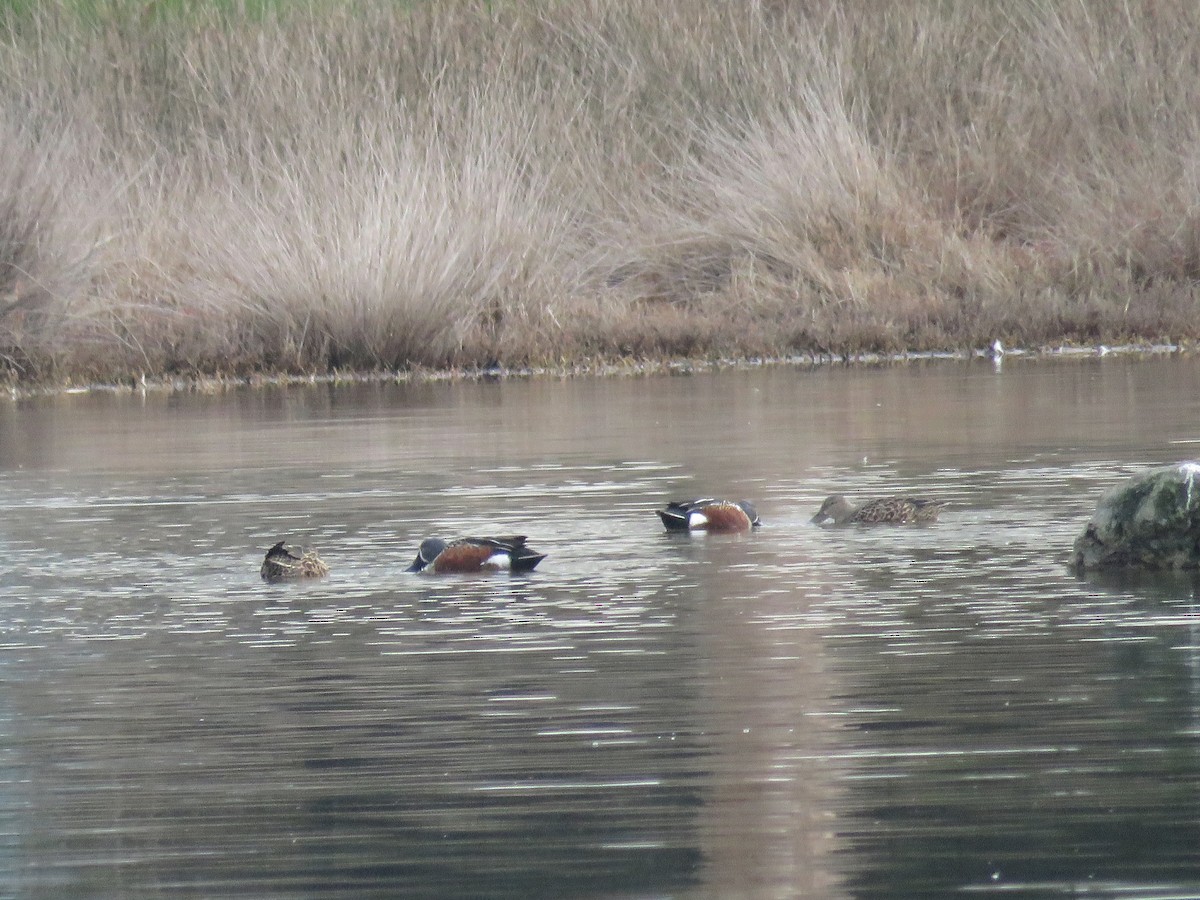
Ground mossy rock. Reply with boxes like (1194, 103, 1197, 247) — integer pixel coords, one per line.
(1072, 462, 1200, 570)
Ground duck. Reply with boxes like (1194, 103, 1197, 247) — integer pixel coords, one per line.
(811, 494, 946, 526)
(657, 498, 761, 532)
(260, 540, 330, 581)
(406, 535, 546, 574)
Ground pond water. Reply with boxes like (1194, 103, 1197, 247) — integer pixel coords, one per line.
(2, 356, 1200, 898)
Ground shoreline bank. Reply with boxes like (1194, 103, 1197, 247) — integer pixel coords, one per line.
(3, 341, 1186, 403)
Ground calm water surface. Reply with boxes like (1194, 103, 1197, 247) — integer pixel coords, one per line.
(2, 357, 1200, 898)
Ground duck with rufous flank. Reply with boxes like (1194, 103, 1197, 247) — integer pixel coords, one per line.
(406, 535, 546, 573)
(657, 498, 761, 532)
(260, 540, 330, 581)
(811, 494, 946, 526)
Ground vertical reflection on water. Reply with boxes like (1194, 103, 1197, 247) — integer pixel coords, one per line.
(677, 535, 846, 898)
(2, 358, 1200, 896)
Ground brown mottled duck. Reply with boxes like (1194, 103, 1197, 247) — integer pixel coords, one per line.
(260, 541, 330, 581)
(811, 494, 946, 526)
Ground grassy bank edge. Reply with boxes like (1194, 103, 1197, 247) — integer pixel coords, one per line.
(2, 342, 1189, 403)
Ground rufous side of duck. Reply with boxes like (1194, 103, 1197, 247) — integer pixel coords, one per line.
(658, 498, 761, 532)
(406, 535, 546, 574)
(260, 540, 330, 581)
(811, 494, 946, 525)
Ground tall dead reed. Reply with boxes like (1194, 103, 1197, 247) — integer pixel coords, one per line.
(3, 1, 1200, 384)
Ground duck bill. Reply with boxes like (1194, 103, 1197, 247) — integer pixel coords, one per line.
(810, 512, 828, 524)
(405, 555, 426, 573)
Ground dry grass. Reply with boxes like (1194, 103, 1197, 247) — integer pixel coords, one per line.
(3, 0, 1200, 384)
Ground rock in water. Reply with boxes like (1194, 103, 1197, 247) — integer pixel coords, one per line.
(1072, 462, 1200, 571)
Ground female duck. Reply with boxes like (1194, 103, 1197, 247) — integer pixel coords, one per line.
(407, 535, 546, 574)
(811, 494, 946, 525)
(260, 540, 330, 581)
(657, 498, 761, 532)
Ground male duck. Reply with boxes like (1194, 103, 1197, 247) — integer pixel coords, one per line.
(260, 540, 330, 581)
(811, 494, 946, 526)
(658, 498, 761, 532)
(406, 535, 546, 574)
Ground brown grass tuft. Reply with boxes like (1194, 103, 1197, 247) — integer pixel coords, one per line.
(3, 0, 1200, 385)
